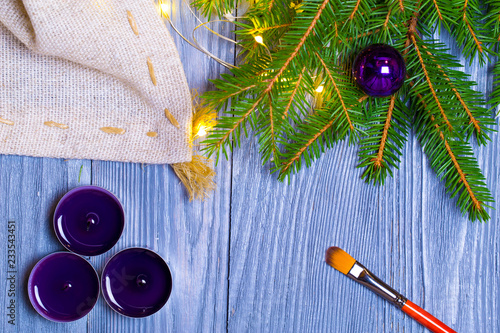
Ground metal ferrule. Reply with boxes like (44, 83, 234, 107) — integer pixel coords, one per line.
(347, 262, 407, 309)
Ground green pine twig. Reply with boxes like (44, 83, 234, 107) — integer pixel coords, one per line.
(197, 0, 498, 221)
(358, 95, 410, 185)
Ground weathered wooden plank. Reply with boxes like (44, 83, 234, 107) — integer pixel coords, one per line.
(0, 157, 91, 333)
(2, 2, 499, 332)
(88, 160, 230, 333)
(87, 1, 234, 332)
(227, 137, 389, 332)
(226, 38, 499, 333)
(414, 32, 500, 333)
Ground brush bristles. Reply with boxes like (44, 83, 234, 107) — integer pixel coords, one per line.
(325, 247, 356, 275)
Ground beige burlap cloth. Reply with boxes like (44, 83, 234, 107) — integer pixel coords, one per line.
(0, 0, 192, 164)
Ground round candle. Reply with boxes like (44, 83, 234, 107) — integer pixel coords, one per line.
(101, 248, 172, 318)
(53, 186, 125, 256)
(28, 252, 99, 322)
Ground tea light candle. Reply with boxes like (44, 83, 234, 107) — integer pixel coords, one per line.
(53, 186, 125, 256)
(28, 252, 99, 322)
(101, 248, 172, 318)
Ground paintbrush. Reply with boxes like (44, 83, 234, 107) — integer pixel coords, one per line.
(325, 247, 456, 333)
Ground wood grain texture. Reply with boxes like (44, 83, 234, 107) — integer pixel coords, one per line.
(88, 160, 231, 333)
(87, 2, 234, 333)
(0, 158, 91, 333)
(226, 30, 500, 333)
(0, 4, 499, 333)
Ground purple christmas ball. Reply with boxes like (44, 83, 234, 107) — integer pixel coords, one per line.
(352, 44, 406, 97)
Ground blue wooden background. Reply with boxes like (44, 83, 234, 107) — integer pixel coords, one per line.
(1, 2, 499, 332)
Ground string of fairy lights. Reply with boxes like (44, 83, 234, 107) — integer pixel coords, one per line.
(156, 0, 326, 121)
(157, 0, 272, 70)
(158, 0, 237, 69)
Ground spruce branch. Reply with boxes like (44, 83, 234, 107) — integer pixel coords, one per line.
(408, 71, 493, 220)
(283, 67, 307, 119)
(419, 0, 450, 30)
(278, 115, 336, 178)
(276, 60, 363, 179)
(203, 0, 362, 164)
(403, 13, 495, 219)
(396, 0, 405, 13)
(277, 96, 362, 179)
(449, 0, 491, 64)
(254, 93, 279, 166)
(484, 0, 500, 43)
(316, 52, 354, 131)
(414, 103, 493, 221)
(416, 42, 495, 144)
(191, 0, 238, 20)
(234, 3, 295, 62)
(196, 0, 498, 221)
(358, 95, 410, 185)
(489, 61, 500, 113)
(407, 34, 456, 134)
(485, 1, 500, 114)
(369, 96, 397, 168)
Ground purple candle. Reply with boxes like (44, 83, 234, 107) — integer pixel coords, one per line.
(53, 186, 124, 256)
(28, 252, 99, 322)
(101, 248, 172, 318)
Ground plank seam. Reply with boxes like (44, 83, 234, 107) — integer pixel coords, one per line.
(226, 8, 238, 333)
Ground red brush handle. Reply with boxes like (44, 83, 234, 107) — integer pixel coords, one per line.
(401, 300, 456, 333)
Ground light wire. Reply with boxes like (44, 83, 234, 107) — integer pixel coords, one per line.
(160, 1, 240, 69)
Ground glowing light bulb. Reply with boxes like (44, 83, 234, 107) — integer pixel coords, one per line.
(315, 85, 324, 93)
(160, 3, 169, 14)
(197, 127, 208, 137)
(254, 35, 264, 44)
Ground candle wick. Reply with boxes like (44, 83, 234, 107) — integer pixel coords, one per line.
(85, 213, 99, 231)
(62, 283, 72, 291)
(86, 217, 95, 231)
(136, 274, 147, 287)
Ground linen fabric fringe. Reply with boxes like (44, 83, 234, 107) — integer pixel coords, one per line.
(172, 155, 216, 201)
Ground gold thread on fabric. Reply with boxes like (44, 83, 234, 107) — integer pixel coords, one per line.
(147, 57, 157, 85)
(44, 121, 69, 129)
(127, 10, 139, 35)
(0, 117, 14, 126)
(100, 126, 126, 134)
(164, 108, 180, 128)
